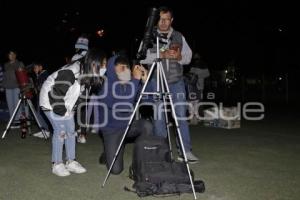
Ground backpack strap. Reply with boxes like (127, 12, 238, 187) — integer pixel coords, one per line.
(123, 186, 136, 193)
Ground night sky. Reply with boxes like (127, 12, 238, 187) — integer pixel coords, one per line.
(1, 0, 299, 73)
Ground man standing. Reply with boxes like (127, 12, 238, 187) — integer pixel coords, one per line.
(32, 61, 51, 138)
(2, 50, 25, 127)
(140, 6, 198, 163)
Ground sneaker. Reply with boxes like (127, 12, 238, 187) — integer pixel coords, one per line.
(177, 152, 199, 163)
(77, 134, 86, 144)
(33, 131, 50, 139)
(91, 128, 97, 134)
(52, 163, 71, 177)
(10, 125, 20, 129)
(65, 160, 87, 174)
(10, 122, 21, 129)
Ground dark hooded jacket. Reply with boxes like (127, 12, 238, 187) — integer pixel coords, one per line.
(97, 55, 142, 133)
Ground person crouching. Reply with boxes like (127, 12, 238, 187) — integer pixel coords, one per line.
(39, 49, 107, 176)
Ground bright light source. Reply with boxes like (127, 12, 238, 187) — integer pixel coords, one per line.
(97, 29, 104, 37)
(278, 77, 282, 80)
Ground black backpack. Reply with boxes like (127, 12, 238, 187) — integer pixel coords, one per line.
(130, 135, 171, 180)
(128, 135, 205, 197)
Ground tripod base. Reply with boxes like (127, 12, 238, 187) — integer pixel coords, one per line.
(2, 95, 48, 140)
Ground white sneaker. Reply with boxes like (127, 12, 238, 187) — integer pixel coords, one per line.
(77, 135, 86, 144)
(91, 128, 97, 134)
(33, 131, 50, 138)
(52, 163, 71, 177)
(65, 160, 87, 174)
(10, 122, 20, 129)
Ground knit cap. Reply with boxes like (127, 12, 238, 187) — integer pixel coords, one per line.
(75, 37, 89, 50)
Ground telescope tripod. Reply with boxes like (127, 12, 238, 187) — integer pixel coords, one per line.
(2, 94, 48, 140)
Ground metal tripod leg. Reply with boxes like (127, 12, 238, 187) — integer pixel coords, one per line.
(21, 96, 31, 135)
(26, 99, 48, 140)
(158, 66, 173, 160)
(84, 88, 91, 133)
(158, 61, 197, 199)
(2, 98, 22, 139)
(85, 90, 89, 131)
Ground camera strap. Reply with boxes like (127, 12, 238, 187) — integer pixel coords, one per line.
(158, 27, 174, 51)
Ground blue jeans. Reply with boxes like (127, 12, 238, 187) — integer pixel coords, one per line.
(151, 80, 192, 152)
(87, 96, 99, 127)
(44, 111, 76, 163)
(6, 88, 21, 120)
(5, 88, 29, 121)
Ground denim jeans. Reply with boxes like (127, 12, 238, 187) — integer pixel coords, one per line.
(77, 95, 99, 134)
(44, 111, 76, 163)
(87, 96, 99, 127)
(5, 88, 22, 120)
(151, 80, 191, 152)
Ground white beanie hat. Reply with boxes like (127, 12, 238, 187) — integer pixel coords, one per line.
(75, 37, 89, 50)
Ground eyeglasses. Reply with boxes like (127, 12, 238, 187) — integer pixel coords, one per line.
(159, 18, 172, 22)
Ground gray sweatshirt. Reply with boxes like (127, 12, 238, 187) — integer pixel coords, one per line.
(2, 60, 25, 89)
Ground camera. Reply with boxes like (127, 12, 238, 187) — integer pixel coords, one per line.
(15, 67, 34, 99)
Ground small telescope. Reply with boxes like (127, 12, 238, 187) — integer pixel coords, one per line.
(15, 67, 34, 99)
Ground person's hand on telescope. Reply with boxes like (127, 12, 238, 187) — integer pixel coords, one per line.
(139, 65, 148, 83)
(132, 65, 143, 80)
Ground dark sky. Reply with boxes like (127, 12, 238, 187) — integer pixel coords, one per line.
(1, 0, 299, 72)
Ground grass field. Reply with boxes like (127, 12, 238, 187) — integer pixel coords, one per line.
(0, 107, 299, 200)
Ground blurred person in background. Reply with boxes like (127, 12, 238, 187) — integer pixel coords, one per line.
(2, 50, 26, 128)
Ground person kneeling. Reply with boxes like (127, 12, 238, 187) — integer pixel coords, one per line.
(97, 55, 152, 174)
